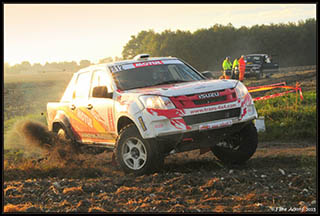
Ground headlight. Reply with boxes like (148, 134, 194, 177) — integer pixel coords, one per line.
(139, 95, 175, 109)
(235, 81, 249, 98)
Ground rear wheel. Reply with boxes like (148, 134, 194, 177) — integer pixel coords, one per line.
(57, 127, 70, 140)
(211, 122, 258, 165)
(55, 126, 81, 154)
(114, 124, 164, 175)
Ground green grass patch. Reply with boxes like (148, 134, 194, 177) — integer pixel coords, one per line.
(255, 91, 316, 142)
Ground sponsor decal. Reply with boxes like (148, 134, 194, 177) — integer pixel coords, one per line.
(133, 60, 163, 68)
(109, 65, 124, 73)
(138, 116, 147, 131)
(199, 119, 233, 130)
(81, 132, 115, 140)
(107, 107, 115, 132)
(189, 103, 237, 115)
(154, 123, 164, 129)
(76, 109, 93, 128)
(110, 59, 182, 73)
(198, 92, 220, 99)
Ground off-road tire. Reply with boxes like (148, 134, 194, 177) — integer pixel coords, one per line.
(211, 122, 258, 165)
(114, 124, 164, 175)
(57, 127, 70, 140)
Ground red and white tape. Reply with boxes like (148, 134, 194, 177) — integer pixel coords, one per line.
(248, 82, 303, 101)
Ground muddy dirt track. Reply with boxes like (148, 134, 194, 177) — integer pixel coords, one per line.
(3, 68, 317, 213)
(3, 143, 317, 213)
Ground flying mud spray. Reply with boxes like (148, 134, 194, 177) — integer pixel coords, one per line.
(4, 120, 113, 179)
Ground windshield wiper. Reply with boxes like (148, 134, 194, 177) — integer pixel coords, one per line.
(154, 80, 190, 86)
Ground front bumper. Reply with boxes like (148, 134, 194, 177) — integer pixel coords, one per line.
(139, 94, 257, 139)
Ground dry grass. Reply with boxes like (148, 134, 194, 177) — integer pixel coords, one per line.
(4, 71, 74, 84)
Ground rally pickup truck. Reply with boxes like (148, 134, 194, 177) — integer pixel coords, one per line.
(244, 54, 279, 79)
(47, 54, 258, 175)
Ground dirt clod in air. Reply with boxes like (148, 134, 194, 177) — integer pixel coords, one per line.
(9, 120, 83, 166)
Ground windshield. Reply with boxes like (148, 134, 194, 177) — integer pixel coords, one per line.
(112, 62, 204, 90)
(245, 56, 262, 64)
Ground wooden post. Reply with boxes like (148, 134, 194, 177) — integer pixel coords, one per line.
(295, 82, 299, 111)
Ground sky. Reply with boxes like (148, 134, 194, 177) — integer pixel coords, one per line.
(4, 4, 316, 65)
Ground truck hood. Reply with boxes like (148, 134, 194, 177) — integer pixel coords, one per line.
(125, 79, 239, 97)
(246, 63, 261, 68)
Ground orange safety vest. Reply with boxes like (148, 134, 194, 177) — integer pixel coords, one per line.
(238, 57, 246, 81)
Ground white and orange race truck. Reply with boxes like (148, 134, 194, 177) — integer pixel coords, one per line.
(47, 54, 258, 175)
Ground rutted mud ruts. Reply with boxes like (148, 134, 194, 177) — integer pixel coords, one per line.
(4, 128, 317, 213)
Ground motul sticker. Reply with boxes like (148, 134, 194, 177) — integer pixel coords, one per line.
(109, 59, 183, 73)
(133, 60, 163, 68)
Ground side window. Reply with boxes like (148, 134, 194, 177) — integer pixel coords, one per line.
(74, 71, 92, 99)
(90, 70, 112, 97)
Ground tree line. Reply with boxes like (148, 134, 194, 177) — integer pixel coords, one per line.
(122, 18, 316, 71)
(5, 18, 315, 74)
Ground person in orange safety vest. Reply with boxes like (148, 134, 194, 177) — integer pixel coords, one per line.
(238, 55, 246, 81)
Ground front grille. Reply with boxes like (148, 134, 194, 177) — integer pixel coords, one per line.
(183, 108, 241, 125)
(170, 88, 237, 109)
(193, 95, 227, 105)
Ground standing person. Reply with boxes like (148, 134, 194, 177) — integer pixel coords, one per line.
(238, 55, 246, 81)
(232, 57, 239, 79)
(221, 56, 232, 79)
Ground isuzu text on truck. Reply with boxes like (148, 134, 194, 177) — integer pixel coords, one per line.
(47, 54, 258, 175)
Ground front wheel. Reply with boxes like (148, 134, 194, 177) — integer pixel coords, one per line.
(114, 124, 164, 175)
(211, 122, 258, 165)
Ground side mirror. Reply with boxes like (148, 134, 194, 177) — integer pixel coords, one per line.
(201, 71, 214, 79)
(92, 86, 113, 98)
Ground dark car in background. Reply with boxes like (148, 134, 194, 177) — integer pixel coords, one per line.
(244, 54, 279, 79)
